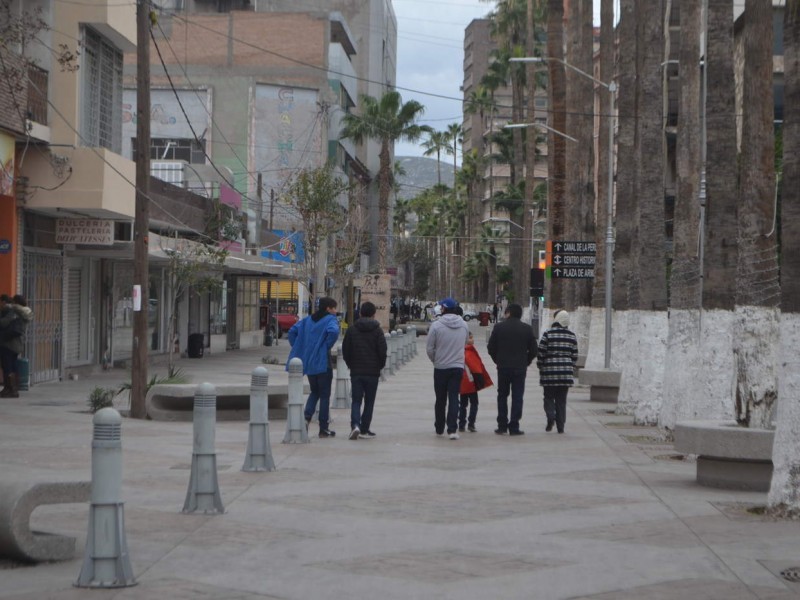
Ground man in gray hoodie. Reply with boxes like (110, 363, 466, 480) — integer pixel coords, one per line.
(426, 298, 470, 440)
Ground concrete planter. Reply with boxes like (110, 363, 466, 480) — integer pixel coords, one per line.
(578, 369, 621, 403)
(674, 420, 774, 492)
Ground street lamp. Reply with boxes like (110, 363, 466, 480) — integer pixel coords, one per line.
(510, 56, 617, 369)
(504, 121, 578, 143)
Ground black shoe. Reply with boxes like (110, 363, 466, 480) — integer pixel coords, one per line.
(467, 425, 477, 433)
(494, 428, 507, 435)
(319, 429, 336, 438)
(509, 430, 525, 436)
(557, 429, 564, 434)
(546, 420, 554, 432)
(360, 430, 376, 439)
(458, 426, 466, 433)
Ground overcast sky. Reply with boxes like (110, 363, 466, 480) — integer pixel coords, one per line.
(392, 0, 495, 161)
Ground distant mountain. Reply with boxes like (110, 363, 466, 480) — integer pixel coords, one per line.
(395, 156, 456, 200)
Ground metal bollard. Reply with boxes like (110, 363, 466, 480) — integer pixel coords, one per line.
(389, 331, 398, 375)
(283, 358, 310, 443)
(182, 383, 225, 514)
(400, 329, 408, 364)
(410, 326, 417, 356)
(332, 344, 351, 409)
(75, 408, 136, 588)
(394, 330, 404, 368)
(242, 367, 276, 472)
(381, 333, 390, 381)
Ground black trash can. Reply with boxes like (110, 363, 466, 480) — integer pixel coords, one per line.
(187, 333, 204, 358)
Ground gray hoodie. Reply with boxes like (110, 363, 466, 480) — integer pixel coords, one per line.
(426, 313, 469, 369)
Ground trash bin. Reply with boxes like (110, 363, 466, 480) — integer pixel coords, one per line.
(263, 328, 273, 347)
(16, 357, 30, 391)
(187, 333, 204, 358)
(478, 312, 490, 327)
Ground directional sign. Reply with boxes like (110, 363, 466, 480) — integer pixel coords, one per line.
(551, 253, 596, 267)
(551, 240, 596, 254)
(551, 267, 595, 279)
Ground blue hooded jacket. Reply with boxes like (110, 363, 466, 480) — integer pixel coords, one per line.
(286, 312, 340, 375)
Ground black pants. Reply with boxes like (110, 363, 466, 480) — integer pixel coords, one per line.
(496, 367, 526, 433)
(458, 393, 478, 428)
(542, 385, 569, 432)
(434, 368, 463, 434)
(0, 347, 18, 376)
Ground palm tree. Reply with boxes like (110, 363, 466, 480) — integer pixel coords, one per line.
(421, 129, 449, 187)
(340, 91, 428, 270)
(734, 0, 778, 429)
(480, 224, 508, 304)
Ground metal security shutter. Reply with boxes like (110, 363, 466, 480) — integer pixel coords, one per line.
(22, 249, 64, 384)
(65, 268, 83, 363)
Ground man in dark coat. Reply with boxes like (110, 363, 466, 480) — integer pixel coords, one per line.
(342, 301, 387, 440)
(487, 303, 537, 436)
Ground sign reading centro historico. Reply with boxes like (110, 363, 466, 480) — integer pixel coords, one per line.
(546, 240, 597, 279)
(56, 219, 114, 245)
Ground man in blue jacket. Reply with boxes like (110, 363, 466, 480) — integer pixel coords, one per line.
(287, 297, 340, 437)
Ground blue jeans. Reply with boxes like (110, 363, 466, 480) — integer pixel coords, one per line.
(496, 367, 527, 432)
(350, 374, 379, 431)
(304, 369, 333, 429)
(433, 368, 463, 434)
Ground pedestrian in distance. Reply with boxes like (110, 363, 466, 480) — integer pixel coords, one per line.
(342, 301, 387, 440)
(487, 303, 537, 436)
(492, 303, 499, 324)
(458, 331, 493, 433)
(286, 297, 340, 438)
(0, 294, 33, 398)
(537, 310, 579, 434)
(426, 297, 470, 440)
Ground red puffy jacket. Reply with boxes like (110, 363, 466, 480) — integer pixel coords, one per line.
(460, 344, 494, 394)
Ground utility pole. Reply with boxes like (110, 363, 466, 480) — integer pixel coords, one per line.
(256, 173, 263, 249)
(130, 0, 151, 419)
(268, 188, 275, 231)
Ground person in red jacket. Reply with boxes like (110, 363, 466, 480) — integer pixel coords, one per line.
(458, 332, 494, 432)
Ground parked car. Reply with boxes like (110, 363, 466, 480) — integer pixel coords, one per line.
(462, 310, 479, 321)
(273, 313, 299, 337)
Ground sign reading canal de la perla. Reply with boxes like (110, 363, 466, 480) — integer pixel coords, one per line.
(357, 273, 392, 331)
(56, 219, 114, 246)
(549, 240, 596, 279)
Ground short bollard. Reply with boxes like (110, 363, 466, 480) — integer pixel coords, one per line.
(182, 383, 224, 514)
(381, 333, 391, 381)
(389, 331, 398, 374)
(283, 358, 310, 443)
(242, 367, 276, 472)
(399, 330, 408, 364)
(333, 344, 351, 409)
(410, 326, 418, 356)
(75, 408, 136, 589)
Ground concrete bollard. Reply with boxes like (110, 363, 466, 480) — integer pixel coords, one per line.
(242, 367, 276, 472)
(75, 408, 136, 589)
(389, 331, 398, 375)
(400, 329, 408, 364)
(283, 358, 310, 443)
(381, 333, 390, 381)
(409, 326, 417, 356)
(182, 383, 225, 514)
(332, 344, 351, 409)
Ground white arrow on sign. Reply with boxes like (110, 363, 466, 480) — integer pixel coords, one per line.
(553, 268, 562, 277)
(554, 242, 563, 251)
(553, 255, 562, 265)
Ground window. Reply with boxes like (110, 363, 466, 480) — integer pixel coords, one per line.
(81, 27, 122, 153)
(145, 138, 206, 163)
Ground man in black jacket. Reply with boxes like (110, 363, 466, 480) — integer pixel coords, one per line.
(342, 301, 387, 440)
(487, 303, 537, 436)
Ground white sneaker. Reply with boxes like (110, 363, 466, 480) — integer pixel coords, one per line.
(449, 432, 459, 440)
(349, 426, 360, 440)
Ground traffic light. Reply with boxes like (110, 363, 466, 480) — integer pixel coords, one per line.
(530, 267, 545, 297)
(538, 250, 546, 270)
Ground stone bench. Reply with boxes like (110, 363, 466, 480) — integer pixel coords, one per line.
(146, 383, 304, 422)
(574, 354, 587, 377)
(0, 481, 90, 562)
(578, 369, 622, 402)
(674, 420, 774, 491)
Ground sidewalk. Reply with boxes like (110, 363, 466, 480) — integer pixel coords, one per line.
(1, 324, 799, 599)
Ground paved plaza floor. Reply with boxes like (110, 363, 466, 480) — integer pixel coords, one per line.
(2, 323, 800, 599)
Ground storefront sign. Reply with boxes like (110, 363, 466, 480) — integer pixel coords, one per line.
(56, 219, 114, 245)
(358, 273, 392, 331)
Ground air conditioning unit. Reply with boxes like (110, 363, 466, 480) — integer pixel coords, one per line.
(114, 221, 134, 243)
(151, 160, 186, 186)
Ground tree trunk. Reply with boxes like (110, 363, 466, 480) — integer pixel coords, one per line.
(521, 0, 537, 308)
(768, 0, 800, 512)
(546, 0, 566, 309)
(704, 0, 739, 311)
(734, 0, 778, 429)
(660, 0, 702, 430)
(612, 0, 638, 312)
(377, 139, 391, 270)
